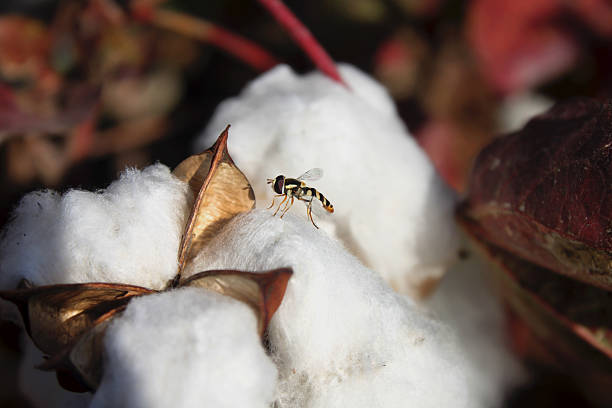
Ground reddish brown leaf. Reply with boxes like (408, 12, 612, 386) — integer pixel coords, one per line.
(458, 98, 612, 290)
(173, 125, 255, 279)
(182, 268, 292, 335)
(0, 282, 154, 356)
(477, 242, 612, 406)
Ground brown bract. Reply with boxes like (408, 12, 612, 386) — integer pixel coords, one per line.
(0, 281, 154, 357)
(0, 126, 291, 393)
(173, 124, 255, 280)
(0, 281, 154, 392)
(458, 98, 612, 290)
(183, 268, 292, 336)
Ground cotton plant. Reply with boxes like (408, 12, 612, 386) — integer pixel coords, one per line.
(198, 63, 460, 297)
(0, 128, 290, 407)
(0, 66, 523, 408)
(196, 64, 523, 405)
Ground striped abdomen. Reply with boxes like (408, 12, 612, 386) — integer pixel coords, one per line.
(298, 187, 334, 213)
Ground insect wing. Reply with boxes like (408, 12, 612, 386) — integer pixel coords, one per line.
(296, 168, 323, 182)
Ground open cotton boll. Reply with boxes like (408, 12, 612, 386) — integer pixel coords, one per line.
(90, 287, 277, 408)
(185, 210, 472, 408)
(0, 163, 191, 290)
(426, 245, 526, 407)
(197, 64, 459, 296)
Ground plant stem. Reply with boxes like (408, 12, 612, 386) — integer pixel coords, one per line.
(141, 8, 279, 72)
(256, 0, 346, 86)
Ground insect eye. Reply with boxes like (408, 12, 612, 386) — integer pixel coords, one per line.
(274, 176, 284, 194)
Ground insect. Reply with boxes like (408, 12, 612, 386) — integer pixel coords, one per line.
(266, 168, 334, 229)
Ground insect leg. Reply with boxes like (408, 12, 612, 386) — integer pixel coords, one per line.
(280, 196, 294, 218)
(273, 195, 288, 216)
(267, 194, 285, 209)
(307, 199, 319, 229)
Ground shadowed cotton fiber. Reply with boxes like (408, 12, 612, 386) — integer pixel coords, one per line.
(185, 210, 472, 408)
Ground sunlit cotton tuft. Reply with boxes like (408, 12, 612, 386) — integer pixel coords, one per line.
(198, 64, 460, 296)
(0, 163, 191, 290)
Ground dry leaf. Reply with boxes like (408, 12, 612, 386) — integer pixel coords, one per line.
(478, 243, 612, 406)
(0, 267, 291, 392)
(40, 318, 116, 393)
(458, 97, 612, 406)
(458, 98, 612, 290)
(173, 125, 255, 277)
(182, 268, 292, 335)
(0, 282, 154, 356)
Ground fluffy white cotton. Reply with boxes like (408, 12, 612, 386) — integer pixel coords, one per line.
(197, 64, 459, 296)
(426, 243, 526, 408)
(0, 164, 191, 290)
(185, 210, 471, 408)
(90, 287, 277, 408)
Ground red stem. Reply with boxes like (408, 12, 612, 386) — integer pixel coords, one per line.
(257, 0, 347, 86)
(137, 7, 279, 72)
(207, 23, 279, 72)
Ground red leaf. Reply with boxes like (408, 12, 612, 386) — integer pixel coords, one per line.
(459, 98, 612, 290)
(480, 243, 612, 406)
(466, 0, 578, 93)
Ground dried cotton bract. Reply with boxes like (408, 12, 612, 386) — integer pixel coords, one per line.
(185, 210, 472, 408)
(0, 164, 191, 290)
(198, 64, 460, 296)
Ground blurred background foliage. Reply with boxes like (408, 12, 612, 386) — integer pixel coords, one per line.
(0, 0, 610, 406)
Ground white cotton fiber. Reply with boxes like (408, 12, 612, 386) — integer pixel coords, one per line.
(197, 64, 459, 296)
(0, 164, 191, 290)
(426, 245, 526, 407)
(185, 210, 472, 408)
(90, 287, 277, 408)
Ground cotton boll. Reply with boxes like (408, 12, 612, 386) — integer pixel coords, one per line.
(90, 287, 277, 408)
(185, 210, 472, 408)
(425, 245, 526, 407)
(197, 64, 459, 297)
(0, 164, 191, 290)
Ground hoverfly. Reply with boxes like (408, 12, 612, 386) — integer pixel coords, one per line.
(266, 168, 334, 229)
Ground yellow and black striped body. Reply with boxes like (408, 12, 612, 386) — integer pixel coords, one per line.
(268, 173, 334, 228)
(283, 178, 334, 213)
